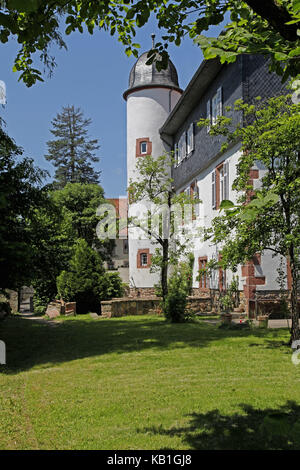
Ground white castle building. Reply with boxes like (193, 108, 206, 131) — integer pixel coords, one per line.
(120, 41, 292, 316)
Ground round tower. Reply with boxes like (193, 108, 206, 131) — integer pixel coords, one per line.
(124, 39, 182, 289)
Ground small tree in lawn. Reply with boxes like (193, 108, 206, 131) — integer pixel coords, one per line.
(128, 153, 200, 308)
(45, 105, 100, 189)
(57, 238, 123, 314)
(199, 94, 300, 345)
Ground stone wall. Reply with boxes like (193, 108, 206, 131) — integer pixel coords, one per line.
(128, 287, 213, 299)
(101, 296, 212, 318)
(0, 290, 18, 313)
(128, 288, 158, 299)
(46, 300, 76, 319)
(253, 291, 300, 319)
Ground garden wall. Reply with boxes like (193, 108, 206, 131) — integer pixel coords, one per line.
(101, 296, 212, 318)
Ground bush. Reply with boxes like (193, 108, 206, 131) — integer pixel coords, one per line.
(101, 272, 124, 299)
(33, 296, 48, 316)
(57, 239, 123, 314)
(163, 255, 194, 323)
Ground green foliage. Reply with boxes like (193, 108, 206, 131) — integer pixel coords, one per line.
(204, 94, 300, 342)
(33, 295, 48, 316)
(1, 1, 299, 86)
(128, 152, 200, 301)
(45, 105, 100, 189)
(163, 255, 194, 323)
(27, 193, 71, 306)
(219, 292, 234, 313)
(26, 182, 112, 307)
(0, 120, 48, 290)
(205, 95, 300, 270)
(52, 182, 110, 250)
(101, 271, 125, 299)
(56, 239, 122, 314)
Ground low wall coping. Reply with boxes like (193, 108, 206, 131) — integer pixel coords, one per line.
(101, 296, 211, 305)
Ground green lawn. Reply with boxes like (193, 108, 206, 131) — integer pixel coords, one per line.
(0, 314, 300, 450)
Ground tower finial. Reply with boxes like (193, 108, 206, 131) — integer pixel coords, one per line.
(151, 33, 155, 48)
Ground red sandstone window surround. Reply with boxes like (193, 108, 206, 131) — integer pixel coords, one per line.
(212, 161, 229, 210)
(137, 248, 152, 269)
(198, 256, 209, 290)
(136, 138, 152, 157)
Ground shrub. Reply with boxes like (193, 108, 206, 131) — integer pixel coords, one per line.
(57, 239, 123, 314)
(163, 254, 194, 323)
(33, 296, 47, 316)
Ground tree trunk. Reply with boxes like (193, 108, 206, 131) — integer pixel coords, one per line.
(289, 244, 299, 345)
(161, 238, 169, 303)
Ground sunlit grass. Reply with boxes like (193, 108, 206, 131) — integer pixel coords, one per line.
(0, 314, 299, 450)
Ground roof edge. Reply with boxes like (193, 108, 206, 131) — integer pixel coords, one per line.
(159, 58, 223, 136)
(123, 84, 183, 101)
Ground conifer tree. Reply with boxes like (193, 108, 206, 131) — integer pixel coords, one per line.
(45, 105, 100, 188)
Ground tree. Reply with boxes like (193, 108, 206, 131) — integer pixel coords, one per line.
(0, 119, 47, 291)
(45, 105, 100, 189)
(199, 94, 300, 344)
(52, 182, 114, 253)
(26, 182, 114, 310)
(26, 194, 71, 309)
(0, 1, 299, 86)
(57, 238, 123, 314)
(128, 153, 199, 304)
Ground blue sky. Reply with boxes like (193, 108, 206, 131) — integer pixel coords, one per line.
(1, 17, 224, 198)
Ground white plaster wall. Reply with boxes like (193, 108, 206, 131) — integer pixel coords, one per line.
(126, 87, 182, 288)
(177, 143, 289, 293)
(175, 143, 244, 289)
(256, 252, 287, 291)
(126, 88, 181, 185)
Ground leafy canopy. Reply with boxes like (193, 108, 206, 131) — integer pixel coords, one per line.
(1, 1, 299, 86)
(0, 119, 47, 290)
(201, 94, 300, 342)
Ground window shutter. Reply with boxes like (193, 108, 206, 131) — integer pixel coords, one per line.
(178, 133, 186, 162)
(207, 100, 211, 133)
(212, 95, 218, 125)
(178, 137, 182, 163)
(217, 86, 223, 117)
(187, 122, 194, 154)
(174, 143, 178, 166)
(224, 161, 229, 200)
(195, 181, 200, 216)
(212, 170, 216, 209)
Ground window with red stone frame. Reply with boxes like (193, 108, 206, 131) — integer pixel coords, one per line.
(136, 138, 152, 157)
(212, 161, 229, 210)
(198, 257, 209, 289)
(137, 248, 152, 268)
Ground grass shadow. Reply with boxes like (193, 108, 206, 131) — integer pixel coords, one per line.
(0, 314, 291, 374)
(139, 401, 300, 450)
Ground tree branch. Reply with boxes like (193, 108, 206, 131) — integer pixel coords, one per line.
(245, 0, 299, 42)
